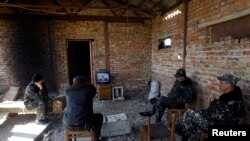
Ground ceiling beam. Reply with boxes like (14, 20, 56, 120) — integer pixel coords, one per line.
(101, 0, 118, 16)
(0, 14, 149, 23)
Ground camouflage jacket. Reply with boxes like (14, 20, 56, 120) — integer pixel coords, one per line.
(168, 77, 195, 104)
(24, 82, 48, 103)
(201, 86, 245, 125)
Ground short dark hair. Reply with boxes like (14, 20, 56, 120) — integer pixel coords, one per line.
(32, 73, 43, 82)
(73, 75, 88, 84)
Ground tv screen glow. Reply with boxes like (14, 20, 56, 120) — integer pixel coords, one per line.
(96, 72, 110, 83)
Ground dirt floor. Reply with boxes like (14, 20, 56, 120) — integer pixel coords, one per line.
(0, 90, 200, 141)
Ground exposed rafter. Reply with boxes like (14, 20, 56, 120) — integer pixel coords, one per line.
(0, 0, 182, 17)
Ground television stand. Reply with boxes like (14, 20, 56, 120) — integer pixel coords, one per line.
(97, 84, 112, 100)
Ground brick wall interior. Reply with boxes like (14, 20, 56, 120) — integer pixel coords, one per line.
(151, 0, 250, 123)
(0, 0, 249, 122)
(0, 19, 152, 95)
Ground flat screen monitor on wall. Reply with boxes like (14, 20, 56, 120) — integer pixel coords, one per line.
(96, 69, 111, 84)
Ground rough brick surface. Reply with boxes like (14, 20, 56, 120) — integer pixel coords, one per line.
(0, 19, 152, 96)
(151, 0, 250, 123)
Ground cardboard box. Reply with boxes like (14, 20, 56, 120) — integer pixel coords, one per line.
(101, 113, 131, 137)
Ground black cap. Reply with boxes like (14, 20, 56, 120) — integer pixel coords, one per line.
(175, 68, 186, 77)
(32, 73, 43, 82)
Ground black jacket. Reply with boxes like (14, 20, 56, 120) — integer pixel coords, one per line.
(63, 84, 96, 125)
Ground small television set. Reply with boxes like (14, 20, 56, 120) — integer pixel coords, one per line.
(95, 69, 111, 84)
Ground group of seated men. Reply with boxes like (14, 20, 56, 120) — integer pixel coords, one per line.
(140, 68, 246, 141)
(23, 68, 246, 141)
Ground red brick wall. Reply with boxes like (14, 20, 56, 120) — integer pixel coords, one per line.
(53, 21, 152, 94)
(109, 23, 152, 91)
(152, 0, 250, 122)
(0, 19, 152, 95)
(151, 4, 185, 95)
(0, 19, 56, 93)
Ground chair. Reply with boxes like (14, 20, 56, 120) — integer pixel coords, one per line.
(167, 95, 201, 141)
(65, 128, 94, 141)
(168, 94, 200, 126)
(139, 116, 168, 141)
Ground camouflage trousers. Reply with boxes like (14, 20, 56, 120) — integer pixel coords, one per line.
(24, 99, 48, 120)
(153, 96, 185, 122)
(176, 109, 208, 137)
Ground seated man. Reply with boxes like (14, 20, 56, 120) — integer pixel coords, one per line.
(140, 68, 195, 123)
(176, 74, 246, 141)
(24, 73, 50, 124)
(63, 75, 103, 141)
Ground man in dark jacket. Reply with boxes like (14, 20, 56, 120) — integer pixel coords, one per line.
(140, 68, 195, 123)
(63, 75, 103, 141)
(176, 74, 246, 141)
(24, 73, 49, 124)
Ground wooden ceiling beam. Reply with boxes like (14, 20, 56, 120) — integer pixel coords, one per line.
(4, 0, 10, 4)
(101, 0, 118, 16)
(0, 14, 149, 23)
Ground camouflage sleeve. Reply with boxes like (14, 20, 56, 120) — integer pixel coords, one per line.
(208, 100, 245, 124)
(24, 85, 40, 102)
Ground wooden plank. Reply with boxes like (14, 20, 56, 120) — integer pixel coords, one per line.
(2, 86, 21, 101)
(0, 14, 148, 23)
(198, 8, 250, 28)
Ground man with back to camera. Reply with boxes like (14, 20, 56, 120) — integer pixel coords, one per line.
(140, 68, 195, 123)
(175, 74, 246, 141)
(24, 73, 50, 124)
(63, 75, 103, 141)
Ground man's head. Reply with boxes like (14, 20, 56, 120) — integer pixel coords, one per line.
(72, 75, 88, 85)
(175, 68, 186, 81)
(32, 73, 44, 83)
(217, 74, 239, 92)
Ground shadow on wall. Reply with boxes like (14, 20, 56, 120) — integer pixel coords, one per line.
(190, 73, 203, 109)
(8, 20, 56, 91)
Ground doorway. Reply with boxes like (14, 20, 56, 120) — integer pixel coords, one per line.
(67, 41, 92, 85)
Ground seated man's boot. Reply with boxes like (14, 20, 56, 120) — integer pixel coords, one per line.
(140, 103, 159, 117)
(139, 111, 153, 117)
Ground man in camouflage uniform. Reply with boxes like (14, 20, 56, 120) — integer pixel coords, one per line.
(176, 74, 246, 141)
(140, 68, 195, 123)
(24, 73, 50, 124)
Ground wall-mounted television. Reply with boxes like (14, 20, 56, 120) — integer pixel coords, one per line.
(95, 69, 111, 84)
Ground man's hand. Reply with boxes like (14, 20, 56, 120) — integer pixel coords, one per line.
(35, 81, 44, 90)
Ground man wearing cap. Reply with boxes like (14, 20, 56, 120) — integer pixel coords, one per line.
(175, 74, 246, 141)
(140, 68, 195, 123)
(24, 73, 49, 124)
(63, 75, 103, 141)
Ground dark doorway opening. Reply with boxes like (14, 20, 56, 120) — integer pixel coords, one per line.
(67, 41, 91, 85)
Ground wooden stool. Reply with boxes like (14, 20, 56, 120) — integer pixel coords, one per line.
(65, 128, 94, 141)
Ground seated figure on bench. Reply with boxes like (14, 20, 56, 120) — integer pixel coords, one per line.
(175, 74, 246, 141)
(63, 75, 103, 141)
(140, 68, 195, 123)
(24, 73, 50, 124)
